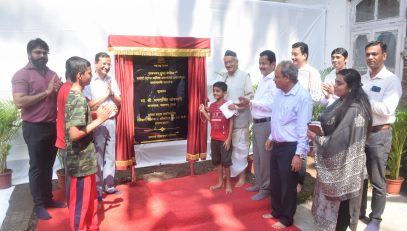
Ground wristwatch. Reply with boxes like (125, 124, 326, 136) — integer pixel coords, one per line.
(296, 154, 306, 160)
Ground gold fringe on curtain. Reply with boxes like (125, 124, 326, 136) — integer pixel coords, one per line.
(116, 159, 134, 168)
(186, 152, 207, 161)
(108, 47, 210, 57)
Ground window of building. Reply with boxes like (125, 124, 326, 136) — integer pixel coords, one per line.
(356, 0, 400, 22)
(351, 0, 404, 77)
(378, 0, 400, 19)
(356, 0, 375, 22)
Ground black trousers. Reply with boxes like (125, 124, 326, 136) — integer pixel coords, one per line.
(22, 121, 57, 207)
(269, 143, 298, 226)
(336, 199, 350, 231)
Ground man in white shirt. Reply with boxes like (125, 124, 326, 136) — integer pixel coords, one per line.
(237, 50, 278, 200)
(83, 52, 121, 199)
(263, 60, 312, 229)
(216, 50, 254, 187)
(360, 41, 402, 231)
(238, 50, 277, 200)
(291, 42, 322, 102)
(291, 42, 322, 192)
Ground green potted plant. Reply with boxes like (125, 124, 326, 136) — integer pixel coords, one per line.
(246, 84, 258, 174)
(0, 99, 21, 189)
(56, 150, 66, 190)
(386, 111, 407, 194)
(307, 67, 334, 157)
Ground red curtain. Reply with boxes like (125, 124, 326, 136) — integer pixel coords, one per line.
(115, 55, 135, 170)
(187, 57, 208, 162)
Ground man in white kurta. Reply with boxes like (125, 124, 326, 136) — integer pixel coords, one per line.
(215, 50, 253, 187)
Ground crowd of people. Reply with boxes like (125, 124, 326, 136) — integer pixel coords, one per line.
(201, 41, 402, 231)
(11, 38, 121, 230)
(10, 37, 402, 231)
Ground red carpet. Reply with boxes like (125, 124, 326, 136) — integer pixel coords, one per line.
(36, 171, 301, 231)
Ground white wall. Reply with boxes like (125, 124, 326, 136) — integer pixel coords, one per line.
(0, 0, 326, 174)
(272, 0, 350, 69)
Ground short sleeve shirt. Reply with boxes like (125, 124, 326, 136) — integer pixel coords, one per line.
(209, 100, 230, 141)
(55, 82, 72, 149)
(83, 73, 120, 117)
(11, 62, 58, 122)
(65, 90, 97, 177)
(83, 74, 121, 99)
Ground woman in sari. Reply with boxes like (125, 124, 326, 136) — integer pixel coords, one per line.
(307, 69, 372, 231)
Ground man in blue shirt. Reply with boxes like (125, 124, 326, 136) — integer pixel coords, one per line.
(263, 60, 312, 229)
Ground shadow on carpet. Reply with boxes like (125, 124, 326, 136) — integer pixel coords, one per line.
(36, 171, 301, 231)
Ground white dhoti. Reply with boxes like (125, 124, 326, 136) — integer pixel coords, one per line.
(230, 128, 249, 177)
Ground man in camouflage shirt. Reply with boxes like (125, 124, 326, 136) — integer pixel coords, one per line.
(64, 56, 114, 231)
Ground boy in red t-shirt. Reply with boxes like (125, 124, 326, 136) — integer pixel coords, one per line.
(55, 72, 72, 201)
(199, 81, 234, 194)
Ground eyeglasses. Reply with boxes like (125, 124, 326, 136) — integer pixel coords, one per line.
(32, 50, 49, 55)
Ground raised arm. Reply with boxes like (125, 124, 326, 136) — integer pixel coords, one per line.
(13, 76, 58, 108)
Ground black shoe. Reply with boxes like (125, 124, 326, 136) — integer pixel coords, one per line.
(359, 213, 370, 224)
(35, 206, 51, 220)
(45, 200, 67, 208)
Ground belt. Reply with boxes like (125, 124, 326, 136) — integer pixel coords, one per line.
(253, 117, 271, 124)
(272, 141, 297, 147)
(370, 124, 391, 133)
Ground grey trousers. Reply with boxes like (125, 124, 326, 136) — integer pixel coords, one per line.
(252, 121, 271, 194)
(361, 128, 392, 222)
(93, 118, 116, 193)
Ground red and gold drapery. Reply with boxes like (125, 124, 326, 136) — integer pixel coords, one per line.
(108, 35, 210, 57)
(115, 56, 135, 170)
(108, 35, 210, 169)
(187, 57, 208, 161)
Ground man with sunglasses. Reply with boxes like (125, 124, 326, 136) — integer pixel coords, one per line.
(12, 38, 65, 220)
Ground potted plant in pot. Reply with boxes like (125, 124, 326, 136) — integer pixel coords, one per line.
(308, 103, 324, 157)
(386, 111, 407, 194)
(56, 150, 66, 190)
(0, 99, 21, 189)
(307, 67, 334, 157)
